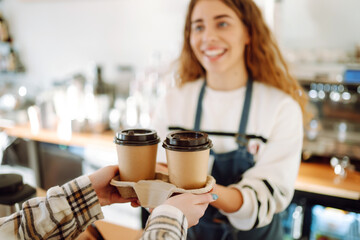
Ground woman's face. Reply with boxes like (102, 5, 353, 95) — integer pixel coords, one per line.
(189, 0, 250, 75)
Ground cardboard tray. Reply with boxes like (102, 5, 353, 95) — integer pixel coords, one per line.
(110, 173, 215, 208)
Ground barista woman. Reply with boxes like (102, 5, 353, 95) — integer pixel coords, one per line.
(152, 0, 308, 239)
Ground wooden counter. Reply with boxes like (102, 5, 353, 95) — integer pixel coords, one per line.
(77, 220, 142, 240)
(295, 162, 360, 200)
(3, 124, 360, 201)
(2, 124, 115, 149)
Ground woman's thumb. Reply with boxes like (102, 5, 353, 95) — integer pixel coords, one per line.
(196, 193, 218, 204)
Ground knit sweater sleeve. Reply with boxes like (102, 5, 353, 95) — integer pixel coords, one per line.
(222, 97, 303, 230)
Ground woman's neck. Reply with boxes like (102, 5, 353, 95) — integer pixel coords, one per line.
(206, 66, 248, 91)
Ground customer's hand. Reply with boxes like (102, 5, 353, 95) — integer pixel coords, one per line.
(89, 165, 137, 206)
(164, 193, 218, 227)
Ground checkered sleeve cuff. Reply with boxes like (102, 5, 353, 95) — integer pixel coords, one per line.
(61, 175, 104, 232)
(141, 204, 188, 240)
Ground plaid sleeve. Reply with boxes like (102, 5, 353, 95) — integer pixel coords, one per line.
(0, 175, 103, 240)
(141, 204, 188, 240)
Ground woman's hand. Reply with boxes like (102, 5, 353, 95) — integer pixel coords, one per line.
(164, 193, 218, 227)
(88, 165, 137, 206)
(210, 184, 243, 213)
(155, 163, 168, 174)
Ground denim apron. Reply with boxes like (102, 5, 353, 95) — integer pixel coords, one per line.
(187, 79, 283, 240)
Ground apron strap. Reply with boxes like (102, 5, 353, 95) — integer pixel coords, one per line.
(194, 78, 254, 146)
(237, 78, 253, 145)
(194, 80, 206, 131)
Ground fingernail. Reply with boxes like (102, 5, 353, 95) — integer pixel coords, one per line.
(211, 193, 218, 200)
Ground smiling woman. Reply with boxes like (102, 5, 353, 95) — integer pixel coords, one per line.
(178, 0, 308, 117)
(189, 1, 250, 90)
(151, 0, 309, 239)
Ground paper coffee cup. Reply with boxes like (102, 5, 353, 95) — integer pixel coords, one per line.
(163, 131, 212, 189)
(114, 129, 160, 182)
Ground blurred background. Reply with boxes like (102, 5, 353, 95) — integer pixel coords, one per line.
(0, 0, 359, 239)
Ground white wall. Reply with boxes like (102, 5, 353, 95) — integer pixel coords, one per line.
(278, 0, 360, 51)
(0, 0, 189, 89)
(3, 0, 358, 91)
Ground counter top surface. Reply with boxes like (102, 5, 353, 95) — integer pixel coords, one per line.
(295, 162, 360, 200)
(3, 125, 360, 200)
(2, 124, 115, 149)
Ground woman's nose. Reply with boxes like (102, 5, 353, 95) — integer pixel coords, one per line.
(202, 26, 218, 42)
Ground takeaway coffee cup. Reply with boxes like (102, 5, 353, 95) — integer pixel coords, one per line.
(163, 131, 212, 189)
(114, 129, 160, 182)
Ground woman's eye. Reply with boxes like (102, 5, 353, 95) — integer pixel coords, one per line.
(193, 25, 204, 32)
(218, 22, 228, 28)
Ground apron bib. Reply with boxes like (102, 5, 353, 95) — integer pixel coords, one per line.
(187, 79, 283, 240)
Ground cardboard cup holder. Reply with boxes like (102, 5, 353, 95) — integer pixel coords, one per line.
(110, 173, 215, 208)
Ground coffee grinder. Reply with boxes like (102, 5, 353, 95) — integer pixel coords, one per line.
(0, 173, 36, 217)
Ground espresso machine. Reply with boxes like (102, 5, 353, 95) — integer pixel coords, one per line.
(299, 64, 360, 174)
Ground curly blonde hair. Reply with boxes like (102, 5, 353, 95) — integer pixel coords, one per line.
(177, 0, 309, 122)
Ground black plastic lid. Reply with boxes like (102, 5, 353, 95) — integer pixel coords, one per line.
(114, 129, 160, 146)
(0, 174, 24, 195)
(162, 131, 212, 152)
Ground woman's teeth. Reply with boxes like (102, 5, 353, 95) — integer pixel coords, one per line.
(204, 49, 225, 57)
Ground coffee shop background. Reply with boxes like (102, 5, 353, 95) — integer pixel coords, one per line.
(1, 0, 359, 129)
(1, 0, 359, 87)
(1, 0, 360, 235)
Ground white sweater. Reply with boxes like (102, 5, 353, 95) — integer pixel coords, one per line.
(151, 79, 303, 230)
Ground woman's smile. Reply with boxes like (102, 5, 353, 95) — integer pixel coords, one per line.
(202, 46, 227, 62)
